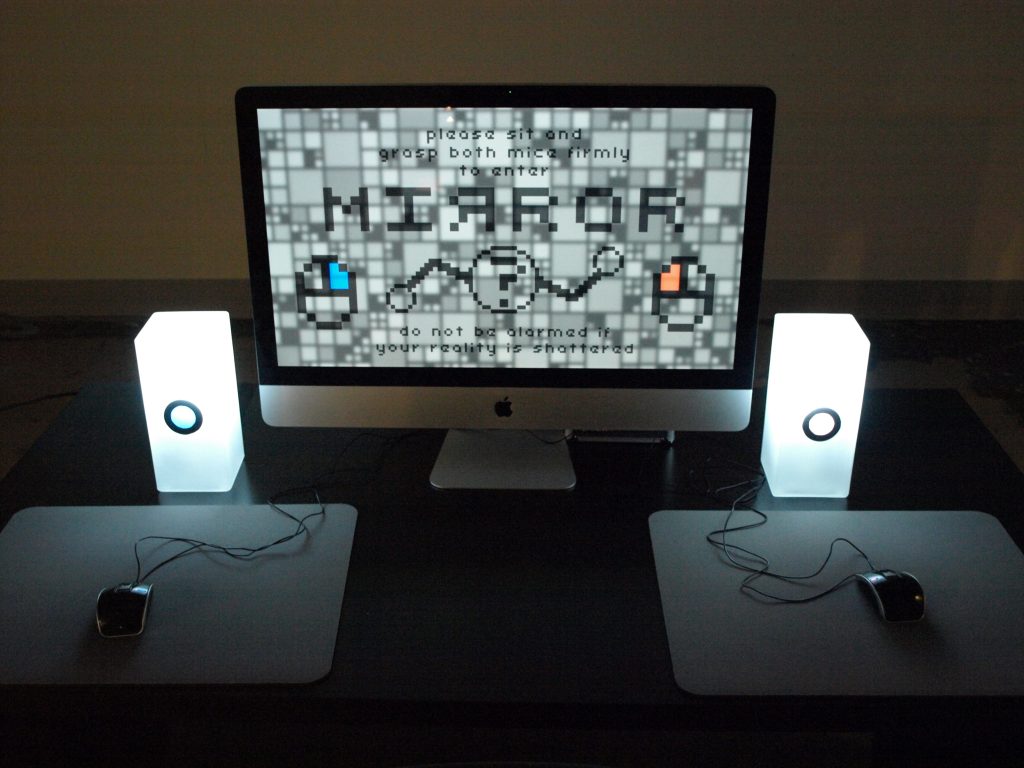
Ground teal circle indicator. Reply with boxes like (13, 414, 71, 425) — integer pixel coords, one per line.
(164, 400, 203, 434)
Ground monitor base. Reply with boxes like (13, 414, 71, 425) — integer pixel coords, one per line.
(429, 429, 576, 491)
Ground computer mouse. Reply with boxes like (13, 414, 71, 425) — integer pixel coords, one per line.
(96, 583, 153, 638)
(856, 570, 925, 622)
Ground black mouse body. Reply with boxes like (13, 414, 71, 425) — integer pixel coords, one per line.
(856, 570, 925, 622)
(96, 583, 153, 638)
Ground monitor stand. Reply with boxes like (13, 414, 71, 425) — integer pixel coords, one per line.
(429, 429, 576, 490)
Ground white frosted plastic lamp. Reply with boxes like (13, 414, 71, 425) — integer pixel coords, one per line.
(135, 311, 244, 492)
(760, 313, 870, 498)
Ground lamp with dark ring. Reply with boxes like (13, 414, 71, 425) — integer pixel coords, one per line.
(760, 314, 869, 498)
(135, 311, 244, 492)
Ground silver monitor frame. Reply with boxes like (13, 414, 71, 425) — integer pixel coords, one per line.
(237, 85, 775, 486)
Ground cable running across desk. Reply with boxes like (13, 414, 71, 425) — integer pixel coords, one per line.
(132, 488, 327, 586)
(695, 458, 878, 604)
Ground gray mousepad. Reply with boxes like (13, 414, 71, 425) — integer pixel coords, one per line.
(650, 509, 1024, 696)
(0, 504, 356, 685)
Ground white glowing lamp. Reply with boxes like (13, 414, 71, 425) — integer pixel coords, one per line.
(135, 311, 244, 492)
(760, 313, 870, 498)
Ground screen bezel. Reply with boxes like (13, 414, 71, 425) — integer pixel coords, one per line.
(236, 84, 774, 391)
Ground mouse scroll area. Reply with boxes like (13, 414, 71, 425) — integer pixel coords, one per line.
(96, 583, 153, 638)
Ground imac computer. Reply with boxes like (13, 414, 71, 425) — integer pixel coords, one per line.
(236, 85, 775, 490)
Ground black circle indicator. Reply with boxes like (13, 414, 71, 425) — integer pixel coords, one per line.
(164, 400, 203, 435)
(802, 407, 841, 441)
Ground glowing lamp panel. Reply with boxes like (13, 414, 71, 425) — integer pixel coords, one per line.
(760, 314, 870, 498)
(134, 311, 244, 492)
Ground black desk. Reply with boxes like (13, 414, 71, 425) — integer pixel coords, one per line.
(1, 383, 1022, 766)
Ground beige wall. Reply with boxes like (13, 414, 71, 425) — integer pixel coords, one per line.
(1, 0, 1021, 282)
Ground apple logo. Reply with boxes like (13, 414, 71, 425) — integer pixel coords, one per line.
(494, 397, 513, 418)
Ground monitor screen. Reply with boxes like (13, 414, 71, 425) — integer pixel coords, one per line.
(236, 85, 775, 487)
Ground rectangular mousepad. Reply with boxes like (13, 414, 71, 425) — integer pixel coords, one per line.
(650, 509, 1024, 696)
(0, 504, 356, 685)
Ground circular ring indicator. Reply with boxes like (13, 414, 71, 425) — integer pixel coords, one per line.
(802, 407, 841, 442)
(163, 400, 203, 435)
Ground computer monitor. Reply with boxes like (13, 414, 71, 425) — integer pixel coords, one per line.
(236, 85, 775, 490)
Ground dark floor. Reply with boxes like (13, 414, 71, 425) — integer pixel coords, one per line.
(1, 315, 1022, 481)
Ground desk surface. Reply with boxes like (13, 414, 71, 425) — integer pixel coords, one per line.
(1, 383, 1023, 764)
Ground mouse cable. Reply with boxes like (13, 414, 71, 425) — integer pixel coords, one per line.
(529, 429, 572, 446)
(694, 457, 878, 604)
(317, 427, 426, 493)
(131, 486, 327, 586)
(0, 390, 78, 413)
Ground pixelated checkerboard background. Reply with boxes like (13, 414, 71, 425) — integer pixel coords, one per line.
(257, 107, 752, 369)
